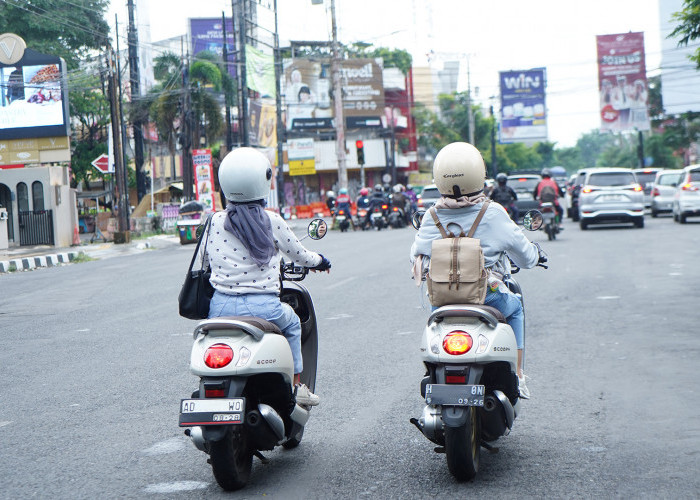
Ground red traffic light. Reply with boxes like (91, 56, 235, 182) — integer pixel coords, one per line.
(355, 140, 364, 149)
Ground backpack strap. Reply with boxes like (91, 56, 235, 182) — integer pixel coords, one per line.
(467, 200, 490, 238)
(428, 207, 451, 238)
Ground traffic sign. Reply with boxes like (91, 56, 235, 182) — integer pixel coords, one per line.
(91, 153, 112, 174)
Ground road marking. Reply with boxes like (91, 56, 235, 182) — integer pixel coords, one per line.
(596, 296, 620, 300)
(326, 276, 356, 290)
(142, 437, 186, 456)
(76, 329, 90, 332)
(396, 331, 414, 336)
(669, 272, 682, 276)
(0, 421, 11, 428)
(144, 481, 208, 494)
(327, 313, 353, 320)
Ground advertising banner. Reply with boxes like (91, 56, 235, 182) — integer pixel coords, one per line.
(245, 45, 276, 98)
(499, 68, 548, 143)
(192, 149, 217, 211)
(248, 99, 277, 148)
(189, 18, 235, 77)
(283, 58, 384, 130)
(596, 32, 650, 132)
(287, 138, 316, 176)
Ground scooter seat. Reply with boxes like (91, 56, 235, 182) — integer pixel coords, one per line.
(213, 316, 283, 335)
(430, 305, 507, 326)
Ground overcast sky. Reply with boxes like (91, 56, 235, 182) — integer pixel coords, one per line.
(109, 0, 679, 148)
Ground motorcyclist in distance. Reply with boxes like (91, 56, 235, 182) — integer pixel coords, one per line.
(391, 184, 409, 224)
(366, 184, 389, 227)
(490, 173, 519, 222)
(332, 187, 356, 230)
(533, 168, 564, 229)
(410, 142, 547, 399)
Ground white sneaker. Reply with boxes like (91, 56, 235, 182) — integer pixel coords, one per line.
(518, 375, 531, 400)
(295, 384, 320, 406)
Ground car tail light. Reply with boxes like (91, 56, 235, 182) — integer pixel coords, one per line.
(381, 204, 388, 210)
(442, 331, 473, 355)
(204, 343, 233, 369)
(632, 184, 643, 192)
(682, 183, 698, 192)
(651, 188, 660, 197)
(582, 186, 596, 194)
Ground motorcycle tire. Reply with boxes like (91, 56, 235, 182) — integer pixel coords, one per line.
(444, 406, 480, 481)
(209, 427, 253, 491)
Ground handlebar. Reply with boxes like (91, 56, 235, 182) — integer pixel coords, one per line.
(281, 261, 309, 281)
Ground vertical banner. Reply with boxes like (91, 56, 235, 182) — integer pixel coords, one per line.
(596, 32, 650, 132)
(245, 45, 276, 98)
(192, 149, 217, 211)
(287, 138, 316, 176)
(499, 68, 548, 143)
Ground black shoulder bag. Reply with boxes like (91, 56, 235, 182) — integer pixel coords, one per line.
(178, 215, 215, 320)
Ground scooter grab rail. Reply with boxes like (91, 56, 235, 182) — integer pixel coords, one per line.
(193, 319, 267, 341)
(428, 305, 500, 329)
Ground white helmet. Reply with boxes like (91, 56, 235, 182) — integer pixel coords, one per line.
(218, 147, 273, 202)
(432, 142, 486, 197)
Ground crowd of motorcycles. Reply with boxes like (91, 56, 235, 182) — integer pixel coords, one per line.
(330, 185, 415, 232)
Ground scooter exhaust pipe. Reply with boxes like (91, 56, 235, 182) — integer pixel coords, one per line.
(184, 426, 207, 452)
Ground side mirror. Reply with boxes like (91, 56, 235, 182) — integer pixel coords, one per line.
(411, 210, 425, 230)
(307, 218, 328, 240)
(522, 210, 544, 231)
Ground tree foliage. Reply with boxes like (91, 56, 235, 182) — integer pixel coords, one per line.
(670, 0, 700, 68)
(0, 0, 110, 69)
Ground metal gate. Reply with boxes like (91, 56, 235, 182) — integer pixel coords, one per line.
(18, 210, 55, 246)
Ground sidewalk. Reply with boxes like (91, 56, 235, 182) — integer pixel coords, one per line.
(0, 217, 317, 274)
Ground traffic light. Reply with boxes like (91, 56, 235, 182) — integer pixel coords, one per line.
(356, 139, 365, 165)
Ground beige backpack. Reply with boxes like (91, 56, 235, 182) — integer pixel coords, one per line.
(426, 201, 490, 307)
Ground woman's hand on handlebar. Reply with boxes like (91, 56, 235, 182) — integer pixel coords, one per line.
(310, 254, 331, 273)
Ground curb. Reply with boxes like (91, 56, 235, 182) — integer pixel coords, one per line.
(0, 251, 79, 274)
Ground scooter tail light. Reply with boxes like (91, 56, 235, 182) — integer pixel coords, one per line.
(381, 204, 388, 210)
(443, 331, 473, 355)
(205, 388, 226, 398)
(204, 343, 233, 369)
(446, 375, 466, 384)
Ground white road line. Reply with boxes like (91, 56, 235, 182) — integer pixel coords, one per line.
(596, 296, 620, 300)
(142, 437, 186, 456)
(326, 276, 356, 290)
(0, 421, 11, 428)
(144, 481, 208, 494)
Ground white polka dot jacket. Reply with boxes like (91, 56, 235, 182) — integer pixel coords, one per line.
(204, 210, 322, 296)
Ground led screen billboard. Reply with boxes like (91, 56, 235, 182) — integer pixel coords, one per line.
(0, 49, 69, 140)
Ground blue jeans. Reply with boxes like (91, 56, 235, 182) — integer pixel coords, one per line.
(209, 291, 303, 374)
(430, 290, 525, 349)
(484, 289, 524, 349)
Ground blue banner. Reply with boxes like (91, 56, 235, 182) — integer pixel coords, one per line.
(499, 68, 547, 143)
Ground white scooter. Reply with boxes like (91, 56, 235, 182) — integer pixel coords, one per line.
(179, 219, 327, 491)
(410, 210, 547, 481)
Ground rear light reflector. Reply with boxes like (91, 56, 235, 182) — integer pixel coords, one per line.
(205, 388, 226, 398)
(204, 343, 233, 369)
(446, 375, 466, 384)
(443, 331, 473, 355)
(651, 188, 660, 197)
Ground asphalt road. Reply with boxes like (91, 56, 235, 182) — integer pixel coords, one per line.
(0, 215, 698, 499)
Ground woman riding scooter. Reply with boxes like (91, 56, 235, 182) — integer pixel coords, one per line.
(410, 142, 546, 398)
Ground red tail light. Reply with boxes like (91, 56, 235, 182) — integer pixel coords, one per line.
(381, 204, 388, 210)
(632, 184, 643, 192)
(418, 199, 424, 208)
(204, 344, 233, 369)
(582, 186, 596, 194)
(338, 209, 345, 215)
(651, 188, 660, 197)
(445, 375, 466, 384)
(443, 331, 473, 355)
(205, 388, 226, 397)
(392, 206, 399, 212)
(682, 183, 698, 192)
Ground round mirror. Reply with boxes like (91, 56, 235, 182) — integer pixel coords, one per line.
(522, 210, 544, 231)
(307, 218, 328, 240)
(411, 210, 425, 230)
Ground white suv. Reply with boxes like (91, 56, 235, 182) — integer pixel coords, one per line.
(578, 168, 645, 229)
(672, 164, 700, 223)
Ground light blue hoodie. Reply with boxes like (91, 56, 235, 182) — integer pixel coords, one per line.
(410, 201, 539, 280)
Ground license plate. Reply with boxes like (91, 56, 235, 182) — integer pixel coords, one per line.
(425, 384, 485, 406)
(179, 398, 246, 426)
(599, 194, 624, 202)
(518, 193, 533, 200)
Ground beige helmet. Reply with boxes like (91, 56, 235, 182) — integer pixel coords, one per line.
(432, 142, 486, 197)
(218, 147, 273, 202)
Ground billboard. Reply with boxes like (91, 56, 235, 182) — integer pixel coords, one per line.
(596, 32, 650, 132)
(189, 18, 235, 77)
(499, 68, 547, 143)
(283, 58, 384, 130)
(192, 148, 217, 212)
(0, 49, 69, 141)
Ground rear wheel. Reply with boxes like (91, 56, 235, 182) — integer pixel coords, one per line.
(545, 223, 554, 240)
(209, 428, 253, 491)
(680, 213, 687, 224)
(444, 407, 480, 481)
(579, 220, 588, 230)
(634, 217, 645, 228)
(572, 208, 580, 222)
(651, 209, 658, 218)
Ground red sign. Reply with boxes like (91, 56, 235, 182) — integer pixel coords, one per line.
(91, 153, 112, 173)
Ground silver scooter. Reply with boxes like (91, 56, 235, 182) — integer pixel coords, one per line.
(410, 210, 546, 481)
(179, 219, 328, 491)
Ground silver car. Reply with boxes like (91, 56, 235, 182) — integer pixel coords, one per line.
(578, 168, 645, 229)
(650, 170, 682, 217)
(672, 164, 700, 223)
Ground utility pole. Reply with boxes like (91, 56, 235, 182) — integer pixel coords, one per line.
(127, 0, 146, 202)
(637, 130, 645, 168)
(181, 42, 194, 201)
(235, 0, 249, 146)
(221, 11, 234, 152)
(330, 0, 347, 189)
(490, 105, 498, 178)
(466, 57, 475, 145)
(106, 45, 129, 240)
(273, 0, 285, 209)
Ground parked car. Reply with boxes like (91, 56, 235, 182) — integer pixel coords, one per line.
(650, 170, 683, 217)
(672, 164, 700, 223)
(567, 168, 591, 221)
(416, 184, 441, 211)
(577, 168, 645, 229)
(633, 168, 664, 208)
(507, 174, 541, 218)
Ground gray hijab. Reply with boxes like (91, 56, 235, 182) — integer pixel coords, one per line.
(223, 200, 276, 266)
